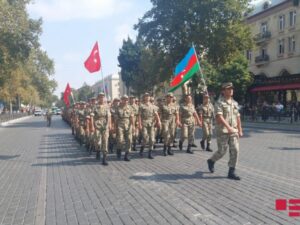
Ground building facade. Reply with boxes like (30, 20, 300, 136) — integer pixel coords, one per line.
(246, 0, 300, 105)
(91, 73, 128, 100)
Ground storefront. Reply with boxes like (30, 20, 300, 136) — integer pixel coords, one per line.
(248, 74, 300, 107)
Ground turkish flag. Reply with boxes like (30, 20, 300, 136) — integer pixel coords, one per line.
(63, 83, 71, 107)
(84, 42, 101, 73)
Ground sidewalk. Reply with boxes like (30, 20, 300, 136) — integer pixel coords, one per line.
(243, 120, 300, 132)
(0, 115, 32, 127)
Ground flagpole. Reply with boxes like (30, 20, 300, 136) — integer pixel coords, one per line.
(192, 43, 208, 95)
(70, 91, 76, 104)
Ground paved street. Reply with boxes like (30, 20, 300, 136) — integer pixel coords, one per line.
(0, 116, 299, 225)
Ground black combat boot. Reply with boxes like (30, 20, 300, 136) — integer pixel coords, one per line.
(159, 137, 163, 143)
(172, 140, 177, 148)
(179, 140, 183, 151)
(163, 145, 167, 156)
(206, 142, 213, 152)
(124, 152, 130, 161)
(148, 150, 154, 159)
(200, 140, 205, 150)
(102, 153, 108, 166)
(207, 159, 215, 173)
(116, 149, 121, 159)
(228, 167, 241, 180)
(167, 146, 174, 155)
(186, 145, 194, 154)
(139, 146, 144, 157)
(96, 151, 100, 160)
(191, 143, 197, 147)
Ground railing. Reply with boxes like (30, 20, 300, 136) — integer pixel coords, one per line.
(240, 106, 300, 124)
(0, 112, 30, 123)
(255, 54, 270, 64)
(255, 31, 271, 43)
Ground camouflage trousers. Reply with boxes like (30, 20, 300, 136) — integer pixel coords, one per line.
(116, 125, 132, 153)
(180, 122, 195, 145)
(202, 119, 213, 143)
(210, 133, 239, 168)
(141, 122, 155, 150)
(94, 128, 109, 154)
(162, 119, 175, 146)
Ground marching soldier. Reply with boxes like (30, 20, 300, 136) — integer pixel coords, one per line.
(171, 96, 179, 148)
(159, 92, 180, 156)
(198, 93, 214, 152)
(78, 102, 89, 145)
(109, 98, 120, 153)
(129, 96, 139, 151)
(138, 93, 161, 159)
(115, 95, 134, 161)
(207, 82, 243, 180)
(178, 94, 202, 154)
(91, 92, 111, 165)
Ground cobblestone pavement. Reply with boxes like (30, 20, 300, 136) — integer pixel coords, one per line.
(0, 116, 299, 225)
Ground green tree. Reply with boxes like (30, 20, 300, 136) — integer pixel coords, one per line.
(118, 37, 141, 91)
(0, 0, 57, 110)
(134, 0, 253, 97)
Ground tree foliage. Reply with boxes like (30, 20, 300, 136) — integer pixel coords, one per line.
(118, 0, 254, 99)
(0, 0, 57, 109)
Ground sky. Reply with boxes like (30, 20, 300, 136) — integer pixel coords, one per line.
(27, 0, 152, 96)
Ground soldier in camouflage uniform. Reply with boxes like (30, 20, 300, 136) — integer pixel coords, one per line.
(198, 93, 214, 152)
(178, 94, 202, 154)
(115, 95, 134, 161)
(129, 96, 139, 151)
(109, 98, 120, 153)
(138, 93, 161, 159)
(171, 96, 179, 148)
(159, 92, 179, 156)
(91, 92, 111, 165)
(207, 82, 243, 180)
(76, 102, 87, 146)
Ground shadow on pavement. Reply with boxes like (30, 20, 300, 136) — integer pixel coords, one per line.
(129, 171, 226, 183)
(269, 147, 300, 151)
(0, 154, 21, 160)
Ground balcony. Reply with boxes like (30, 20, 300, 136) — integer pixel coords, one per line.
(254, 31, 271, 44)
(255, 54, 270, 66)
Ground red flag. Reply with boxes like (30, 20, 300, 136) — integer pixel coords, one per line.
(84, 42, 101, 73)
(63, 83, 71, 107)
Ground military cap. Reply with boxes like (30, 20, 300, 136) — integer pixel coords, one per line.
(80, 101, 86, 104)
(129, 95, 135, 99)
(222, 82, 233, 89)
(98, 92, 105, 97)
(143, 92, 150, 97)
(121, 94, 129, 99)
(166, 92, 174, 97)
(90, 97, 96, 100)
(113, 97, 120, 101)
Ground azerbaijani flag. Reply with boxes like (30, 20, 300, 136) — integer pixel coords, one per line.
(169, 47, 200, 92)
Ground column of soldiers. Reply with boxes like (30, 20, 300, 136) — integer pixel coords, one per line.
(62, 82, 242, 180)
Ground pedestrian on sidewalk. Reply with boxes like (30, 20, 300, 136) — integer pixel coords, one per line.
(207, 82, 243, 180)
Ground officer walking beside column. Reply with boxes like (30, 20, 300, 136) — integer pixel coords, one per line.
(207, 82, 243, 180)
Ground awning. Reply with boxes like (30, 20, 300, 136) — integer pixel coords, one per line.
(250, 83, 300, 92)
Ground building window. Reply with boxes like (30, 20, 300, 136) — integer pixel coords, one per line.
(279, 15, 285, 31)
(261, 22, 268, 33)
(261, 48, 267, 57)
(278, 39, 285, 55)
(246, 50, 252, 61)
(289, 11, 296, 27)
(288, 36, 296, 52)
